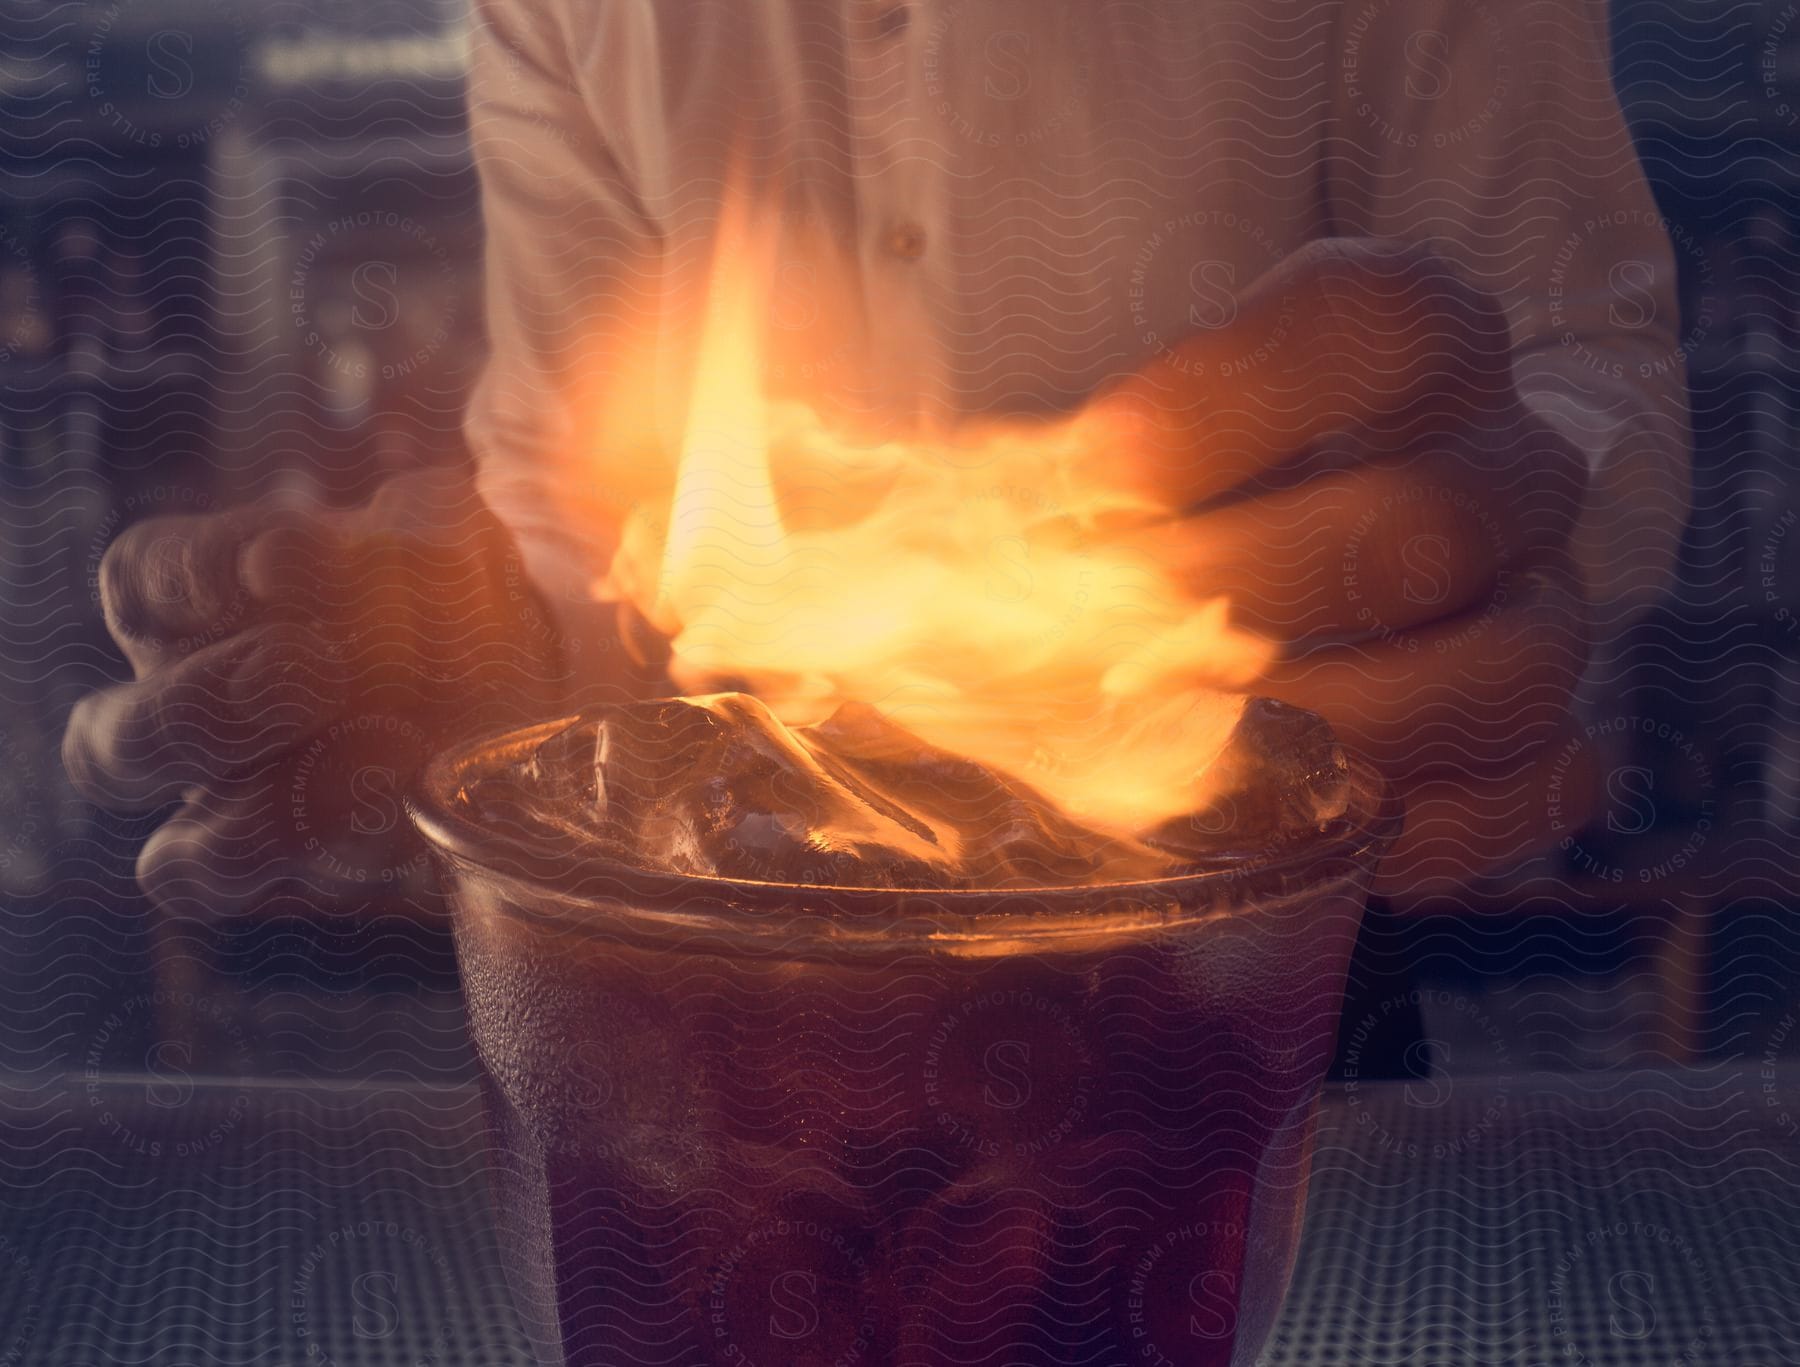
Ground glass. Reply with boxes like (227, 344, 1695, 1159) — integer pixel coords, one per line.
(412, 708, 1399, 1367)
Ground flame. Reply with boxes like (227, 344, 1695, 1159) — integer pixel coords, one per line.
(598, 191, 1276, 835)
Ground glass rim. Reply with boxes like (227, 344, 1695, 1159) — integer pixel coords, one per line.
(408, 704, 1403, 946)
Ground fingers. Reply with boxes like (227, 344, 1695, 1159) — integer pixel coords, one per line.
(1259, 554, 1590, 779)
(136, 721, 436, 916)
(240, 474, 554, 706)
(239, 472, 490, 619)
(1166, 463, 1508, 642)
(1374, 719, 1604, 902)
(1145, 419, 1586, 644)
(62, 621, 347, 812)
(99, 508, 265, 678)
(135, 782, 293, 915)
(1246, 552, 1593, 896)
(77, 469, 549, 917)
(79, 468, 557, 793)
(95, 488, 439, 679)
(243, 517, 463, 650)
(237, 516, 356, 614)
(1075, 239, 1514, 507)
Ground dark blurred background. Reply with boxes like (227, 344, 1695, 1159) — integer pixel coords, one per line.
(0, 0, 1798, 1106)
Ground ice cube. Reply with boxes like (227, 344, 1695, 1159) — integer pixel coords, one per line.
(589, 693, 956, 885)
(801, 702, 1173, 886)
(489, 694, 1184, 888)
(457, 715, 606, 857)
(1142, 697, 1350, 861)
(473, 692, 1349, 889)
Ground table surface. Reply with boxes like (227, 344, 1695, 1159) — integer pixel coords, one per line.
(1, 1067, 1796, 1365)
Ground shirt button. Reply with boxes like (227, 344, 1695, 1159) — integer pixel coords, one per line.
(883, 222, 927, 260)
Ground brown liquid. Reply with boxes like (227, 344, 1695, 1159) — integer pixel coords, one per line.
(452, 876, 1365, 1366)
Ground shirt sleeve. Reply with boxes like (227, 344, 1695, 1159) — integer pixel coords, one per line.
(463, 0, 663, 668)
(1322, 0, 1693, 635)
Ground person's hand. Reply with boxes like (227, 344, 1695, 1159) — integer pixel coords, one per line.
(1073, 239, 1602, 902)
(63, 468, 568, 913)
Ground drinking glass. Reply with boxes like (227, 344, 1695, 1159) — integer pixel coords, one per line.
(412, 709, 1398, 1367)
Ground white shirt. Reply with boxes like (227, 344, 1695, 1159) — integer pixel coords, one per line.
(461, 0, 1692, 665)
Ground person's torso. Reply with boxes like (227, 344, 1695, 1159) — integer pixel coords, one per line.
(579, 0, 1333, 434)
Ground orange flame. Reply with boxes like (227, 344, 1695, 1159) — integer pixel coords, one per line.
(598, 190, 1276, 834)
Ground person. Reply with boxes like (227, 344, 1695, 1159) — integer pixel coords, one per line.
(63, 0, 1691, 913)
